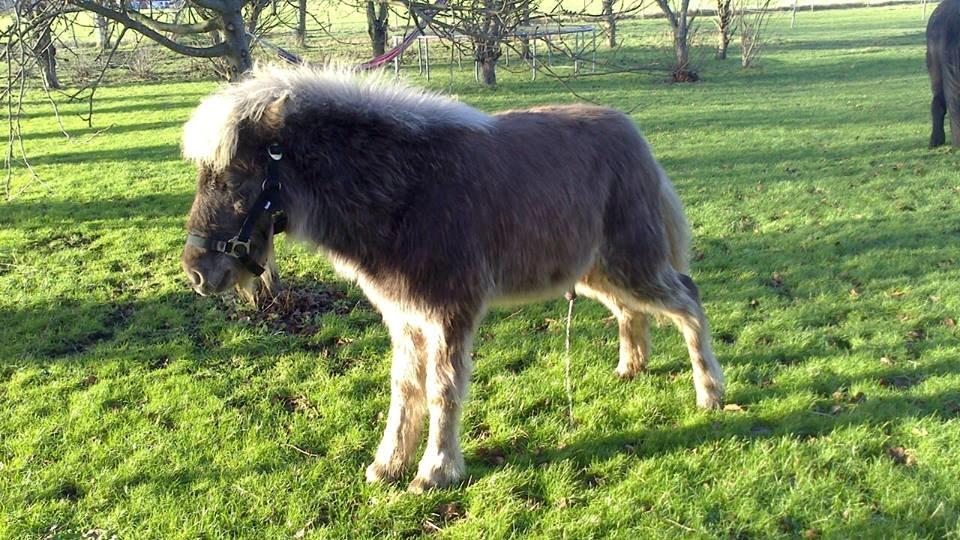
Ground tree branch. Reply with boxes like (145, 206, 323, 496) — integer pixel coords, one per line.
(68, 0, 228, 57)
(126, 10, 222, 34)
(655, 0, 678, 27)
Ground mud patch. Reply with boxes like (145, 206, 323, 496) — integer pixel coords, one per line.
(225, 280, 360, 336)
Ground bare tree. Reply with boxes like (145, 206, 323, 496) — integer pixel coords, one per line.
(474, 0, 505, 85)
(519, 0, 530, 57)
(737, 0, 774, 68)
(601, 0, 617, 48)
(714, 0, 733, 59)
(95, 13, 112, 50)
(33, 2, 62, 89)
(418, 0, 529, 87)
(366, 0, 389, 56)
(654, 0, 698, 81)
(296, 0, 307, 46)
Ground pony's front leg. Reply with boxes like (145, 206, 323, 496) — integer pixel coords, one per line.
(408, 322, 474, 492)
(366, 323, 427, 484)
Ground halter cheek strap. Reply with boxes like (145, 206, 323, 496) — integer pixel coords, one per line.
(186, 145, 286, 277)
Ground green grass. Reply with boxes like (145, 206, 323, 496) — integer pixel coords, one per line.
(3, 5, 960, 538)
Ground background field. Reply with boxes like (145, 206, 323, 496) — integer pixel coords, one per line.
(2, 4, 960, 538)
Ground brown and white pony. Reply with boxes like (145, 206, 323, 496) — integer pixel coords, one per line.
(180, 65, 724, 492)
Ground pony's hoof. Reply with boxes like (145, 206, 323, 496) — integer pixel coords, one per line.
(407, 471, 459, 493)
(407, 476, 437, 493)
(616, 365, 646, 379)
(697, 393, 724, 410)
(407, 456, 463, 493)
(365, 461, 402, 484)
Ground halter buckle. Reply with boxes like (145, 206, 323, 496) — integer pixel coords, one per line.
(223, 237, 251, 258)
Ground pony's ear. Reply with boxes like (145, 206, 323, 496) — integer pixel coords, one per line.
(260, 93, 289, 134)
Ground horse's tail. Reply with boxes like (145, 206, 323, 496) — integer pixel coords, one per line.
(657, 166, 691, 274)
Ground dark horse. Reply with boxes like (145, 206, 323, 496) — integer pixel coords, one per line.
(928, 0, 960, 147)
(180, 65, 724, 492)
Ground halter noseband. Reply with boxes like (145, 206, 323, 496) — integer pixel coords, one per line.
(186, 145, 287, 276)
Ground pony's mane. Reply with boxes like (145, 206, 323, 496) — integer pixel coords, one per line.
(182, 64, 493, 172)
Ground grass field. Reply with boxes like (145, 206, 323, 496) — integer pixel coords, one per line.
(3, 5, 960, 538)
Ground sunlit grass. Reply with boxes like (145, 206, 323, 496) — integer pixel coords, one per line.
(1, 5, 959, 538)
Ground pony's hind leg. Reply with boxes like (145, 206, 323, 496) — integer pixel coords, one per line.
(366, 320, 427, 484)
(577, 272, 652, 379)
(617, 311, 651, 379)
(616, 271, 724, 409)
(651, 273, 724, 409)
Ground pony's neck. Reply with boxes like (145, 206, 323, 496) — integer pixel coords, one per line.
(283, 175, 401, 270)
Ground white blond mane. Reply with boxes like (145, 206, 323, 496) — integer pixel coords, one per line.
(182, 63, 493, 172)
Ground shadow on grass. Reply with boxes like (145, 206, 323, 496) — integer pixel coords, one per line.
(29, 143, 181, 166)
(769, 32, 926, 53)
(0, 192, 194, 227)
(515, 381, 959, 466)
(0, 277, 357, 365)
(18, 119, 186, 143)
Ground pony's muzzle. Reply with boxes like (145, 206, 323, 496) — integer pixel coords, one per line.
(182, 245, 238, 296)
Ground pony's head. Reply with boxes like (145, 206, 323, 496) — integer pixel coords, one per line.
(180, 71, 290, 302)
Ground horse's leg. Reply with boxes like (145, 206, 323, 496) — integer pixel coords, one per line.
(948, 86, 960, 148)
(929, 51, 947, 147)
(616, 311, 651, 379)
(366, 318, 427, 484)
(577, 270, 652, 378)
(624, 272, 724, 409)
(408, 314, 477, 492)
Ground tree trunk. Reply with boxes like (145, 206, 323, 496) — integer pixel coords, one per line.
(96, 14, 111, 50)
(656, 0, 697, 81)
(221, 8, 252, 81)
(520, 0, 531, 59)
(297, 0, 307, 47)
(674, 35, 688, 68)
(479, 51, 497, 86)
(35, 23, 60, 89)
(674, 24, 688, 70)
(717, 32, 729, 60)
(366, 1, 388, 56)
(715, 0, 732, 59)
(476, 0, 502, 86)
(602, 0, 616, 48)
(671, 22, 698, 81)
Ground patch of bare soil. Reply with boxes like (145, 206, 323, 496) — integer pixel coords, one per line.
(226, 281, 355, 335)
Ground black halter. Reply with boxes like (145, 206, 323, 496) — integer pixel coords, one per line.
(186, 145, 287, 276)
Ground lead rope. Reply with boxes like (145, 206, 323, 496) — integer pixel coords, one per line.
(564, 289, 577, 428)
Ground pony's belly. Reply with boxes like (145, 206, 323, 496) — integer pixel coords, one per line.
(490, 283, 577, 308)
(490, 263, 592, 307)
(489, 246, 597, 306)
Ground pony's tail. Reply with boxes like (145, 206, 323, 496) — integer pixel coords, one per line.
(657, 166, 691, 274)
